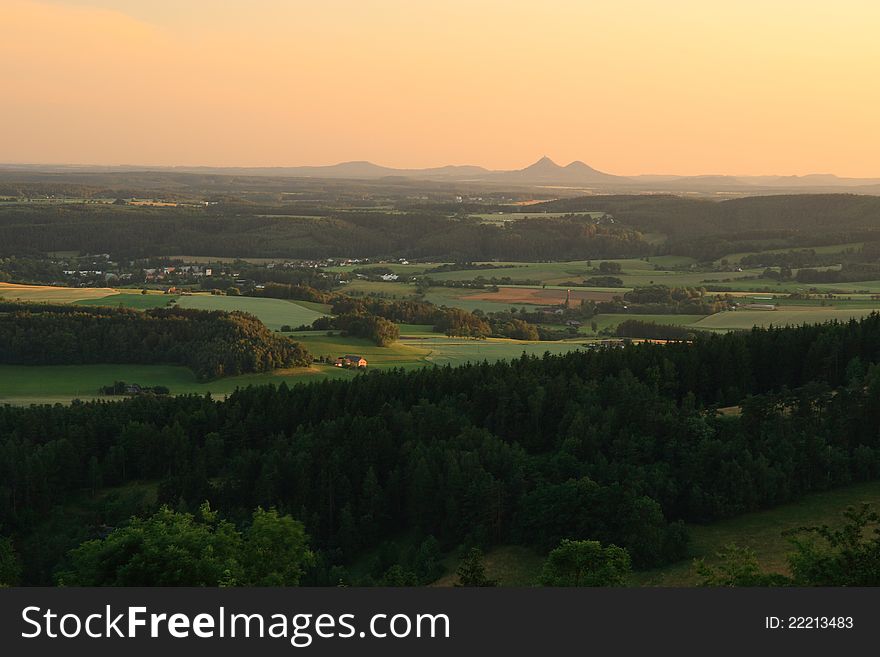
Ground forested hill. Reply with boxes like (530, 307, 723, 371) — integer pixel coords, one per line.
(4, 314, 880, 584)
(0, 303, 310, 380)
(529, 194, 880, 236)
(0, 204, 647, 260)
(527, 194, 880, 259)
(4, 193, 880, 261)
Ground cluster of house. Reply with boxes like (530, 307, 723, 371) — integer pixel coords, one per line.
(144, 265, 214, 282)
(334, 355, 368, 368)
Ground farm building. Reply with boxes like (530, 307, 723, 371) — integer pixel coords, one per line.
(335, 355, 368, 368)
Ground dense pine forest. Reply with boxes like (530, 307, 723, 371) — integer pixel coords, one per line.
(0, 303, 310, 380)
(3, 315, 880, 585)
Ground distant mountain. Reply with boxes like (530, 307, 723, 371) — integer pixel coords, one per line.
(486, 156, 625, 184)
(231, 156, 625, 185)
(3, 159, 880, 194)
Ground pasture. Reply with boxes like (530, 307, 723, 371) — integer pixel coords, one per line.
(691, 307, 879, 330)
(175, 294, 327, 329)
(76, 293, 177, 310)
(0, 363, 344, 405)
(0, 333, 589, 405)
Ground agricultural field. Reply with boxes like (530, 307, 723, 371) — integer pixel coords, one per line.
(691, 307, 879, 330)
(291, 332, 589, 369)
(175, 294, 328, 329)
(76, 292, 178, 310)
(287, 333, 432, 371)
(0, 332, 590, 405)
(416, 337, 587, 367)
(0, 282, 117, 303)
(0, 363, 336, 406)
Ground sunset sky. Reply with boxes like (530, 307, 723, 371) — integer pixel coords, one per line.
(2, 0, 879, 176)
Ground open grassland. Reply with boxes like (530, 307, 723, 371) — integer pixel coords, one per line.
(76, 292, 178, 310)
(691, 307, 879, 330)
(286, 333, 432, 370)
(0, 282, 117, 303)
(290, 332, 588, 369)
(414, 337, 587, 367)
(175, 294, 327, 329)
(0, 363, 339, 405)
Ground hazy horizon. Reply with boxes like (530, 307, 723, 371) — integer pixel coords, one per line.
(0, 156, 876, 181)
(3, 0, 879, 177)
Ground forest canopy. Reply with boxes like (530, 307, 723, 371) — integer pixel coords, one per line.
(0, 302, 310, 380)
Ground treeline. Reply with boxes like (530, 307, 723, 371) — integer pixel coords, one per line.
(311, 314, 400, 346)
(0, 303, 310, 380)
(531, 194, 880, 239)
(5, 315, 880, 584)
(281, 286, 494, 342)
(593, 285, 732, 315)
(796, 262, 880, 284)
(614, 319, 700, 341)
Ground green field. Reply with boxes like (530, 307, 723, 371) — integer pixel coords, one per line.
(0, 363, 340, 405)
(291, 332, 588, 369)
(288, 333, 432, 370)
(76, 293, 178, 309)
(691, 307, 879, 330)
(415, 337, 587, 367)
(175, 294, 327, 329)
(0, 333, 590, 405)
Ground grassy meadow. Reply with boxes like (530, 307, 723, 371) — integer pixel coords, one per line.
(691, 307, 879, 330)
(0, 362, 340, 405)
(76, 292, 178, 309)
(175, 294, 328, 329)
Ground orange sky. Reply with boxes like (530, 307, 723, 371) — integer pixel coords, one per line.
(2, 0, 879, 176)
